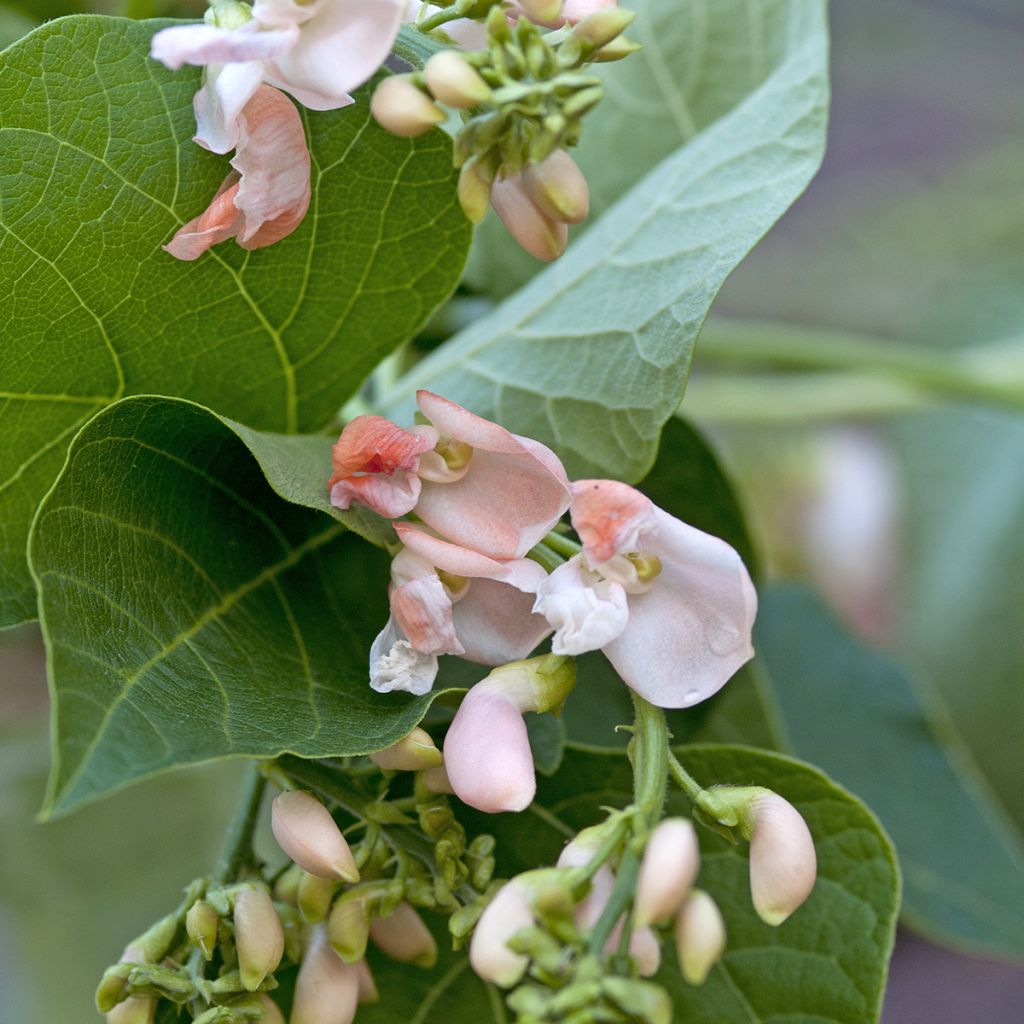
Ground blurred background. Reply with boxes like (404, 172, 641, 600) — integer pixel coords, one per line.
(2, 0, 1023, 1020)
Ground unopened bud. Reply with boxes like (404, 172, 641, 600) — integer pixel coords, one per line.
(601, 977, 670, 1024)
(186, 900, 219, 960)
(369, 902, 437, 968)
(572, 7, 635, 50)
(371, 76, 445, 138)
(523, 150, 590, 224)
(370, 727, 443, 771)
(458, 160, 494, 225)
(421, 764, 455, 795)
(205, 0, 251, 30)
(675, 888, 726, 985)
(634, 818, 700, 926)
(292, 928, 360, 1024)
(593, 34, 642, 61)
(271, 790, 359, 882)
(424, 50, 492, 108)
(561, 0, 618, 22)
(562, 85, 604, 119)
(298, 871, 341, 924)
(273, 862, 303, 905)
(255, 995, 285, 1024)
(96, 964, 133, 1013)
(469, 878, 535, 987)
(107, 996, 156, 1024)
(490, 176, 569, 262)
(130, 913, 177, 963)
(233, 886, 284, 991)
(517, 0, 564, 24)
(328, 897, 369, 962)
(747, 792, 816, 925)
(355, 959, 379, 1003)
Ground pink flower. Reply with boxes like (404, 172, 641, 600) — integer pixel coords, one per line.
(747, 792, 817, 926)
(329, 391, 571, 560)
(533, 480, 757, 708)
(151, 0, 405, 154)
(164, 85, 310, 260)
(370, 525, 552, 695)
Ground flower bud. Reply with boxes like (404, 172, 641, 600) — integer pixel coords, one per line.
(370, 726, 443, 771)
(355, 959, 378, 1003)
(272, 790, 359, 882)
(205, 0, 252, 30)
(420, 763, 455, 795)
(129, 913, 177, 963)
(634, 818, 700, 926)
(273, 862, 304, 905)
(517, 0, 564, 24)
(561, 0, 618, 21)
(291, 928, 360, 1024)
(257, 994, 286, 1024)
(186, 899, 220, 960)
(298, 871, 341, 924)
(96, 964, 133, 1014)
(368, 902, 437, 968)
(572, 7, 635, 50)
(593, 34, 642, 61)
(107, 996, 156, 1024)
(675, 888, 726, 985)
(371, 76, 445, 138)
(490, 176, 569, 261)
(523, 150, 589, 224)
(328, 897, 369, 963)
(458, 159, 494, 225)
(469, 878, 535, 987)
(424, 50, 492, 108)
(747, 792, 816, 925)
(601, 977, 670, 1024)
(233, 885, 285, 991)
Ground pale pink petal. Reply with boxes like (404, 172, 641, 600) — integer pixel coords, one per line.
(269, 0, 405, 106)
(150, 22, 297, 71)
(602, 509, 756, 707)
(390, 575, 464, 656)
(444, 687, 536, 812)
(262, 70, 357, 112)
(570, 479, 657, 564)
(417, 391, 530, 454)
(194, 61, 266, 153)
(252, 0, 322, 27)
(369, 617, 439, 694)
(393, 524, 514, 581)
(452, 578, 552, 665)
(330, 472, 421, 518)
(533, 555, 629, 655)
(561, 0, 618, 22)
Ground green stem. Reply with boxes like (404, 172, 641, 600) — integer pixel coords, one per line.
(392, 24, 450, 69)
(697, 319, 1024, 411)
(213, 763, 266, 884)
(666, 750, 704, 803)
(526, 540, 563, 573)
(542, 531, 582, 560)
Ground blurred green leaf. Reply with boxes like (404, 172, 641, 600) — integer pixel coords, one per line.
(0, 15, 469, 627)
(381, 0, 828, 482)
(459, 744, 900, 1024)
(0, 4, 34, 48)
(29, 396, 441, 817)
(756, 584, 1024, 960)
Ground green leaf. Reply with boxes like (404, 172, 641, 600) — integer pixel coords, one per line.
(0, 15, 470, 627)
(464, 744, 900, 1024)
(29, 396, 440, 818)
(381, 0, 828, 483)
(756, 584, 1024, 961)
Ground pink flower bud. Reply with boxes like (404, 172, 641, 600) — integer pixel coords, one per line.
(370, 726, 443, 771)
(561, 0, 618, 22)
(490, 176, 568, 261)
(469, 878, 534, 987)
(107, 998, 155, 1024)
(272, 791, 359, 882)
(421, 763, 455, 794)
(517, 0, 564, 24)
(748, 793, 816, 925)
(627, 926, 661, 977)
(234, 886, 285, 991)
(355, 959, 379, 1003)
(371, 75, 445, 137)
(257, 994, 286, 1024)
(424, 50, 492, 107)
(634, 818, 700, 926)
(675, 888, 726, 985)
(369, 902, 437, 967)
(291, 927, 361, 1024)
(523, 150, 590, 224)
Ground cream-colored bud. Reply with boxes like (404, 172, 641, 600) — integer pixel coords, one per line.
(523, 150, 590, 224)
(424, 50, 491, 108)
(272, 791, 359, 882)
(368, 902, 437, 968)
(572, 7, 635, 50)
(107, 996, 155, 1024)
(634, 818, 700, 927)
(469, 878, 534, 987)
(355, 959, 378, 1003)
(490, 176, 569, 261)
(234, 886, 285, 991)
(328, 897, 369, 963)
(457, 160, 493, 224)
(291, 928, 360, 1024)
(370, 727, 443, 771)
(421, 764, 455, 794)
(371, 76, 445, 138)
(186, 900, 219, 960)
(298, 871, 341, 924)
(518, 0, 564, 23)
(675, 888, 726, 985)
(748, 793, 816, 925)
(273, 862, 304, 905)
(594, 35, 643, 61)
(257, 994, 286, 1024)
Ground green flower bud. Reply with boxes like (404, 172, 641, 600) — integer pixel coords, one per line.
(297, 871, 340, 925)
(95, 963, 132, 1014)
(328, 897, 369, 963)
(425, 50, 493, 108)
(187, 899, 220, 960)
(571, 8, 636, 52)
(601, 977, 672, 1024)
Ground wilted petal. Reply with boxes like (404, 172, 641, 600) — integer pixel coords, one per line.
(330, 472, 421, 518)
(193, 60, 265, 153)
(390, 575, 464, 656)
(534, 555, 628, 655)
(369, 617, 439, 694)
(150, 21, 298, 71)
(602, 509, 756, 707)
(163, 176, 244, 261)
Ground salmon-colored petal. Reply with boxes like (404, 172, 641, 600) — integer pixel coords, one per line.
(390, 575, 464, 656)
(164, 178, 244, 261)
(330, 472, 421, 518)
(331, 417, 438, 481)
(570, 479, 657, 564)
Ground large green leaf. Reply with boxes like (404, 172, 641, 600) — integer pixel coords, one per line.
(754, 584, 1024, 960)
(0, 15, 470, 627)
(405, 744, 899, 1024)
(380, 0, 829, 482)
(29, 396, 440, 817)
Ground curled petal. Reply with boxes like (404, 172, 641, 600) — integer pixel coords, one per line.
(602, 509, 756, 707)
(444, 686, 536, 812)
(749, 793, 816, 926)
(150, 22, 298, 71)
(332, 417, 438, 479)
(390, 575, 464, 656)
(570, 479, 657, 564)
(193, 60, 265, 154)
(469, 879, 534, 986)
(534, 555, 629, 655)
(394, 523, 516, 581)
(330, 471, 421, 518)
(369, 617, 439, 694)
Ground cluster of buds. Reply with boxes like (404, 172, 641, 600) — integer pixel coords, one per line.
(372, 3, 639, 258)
